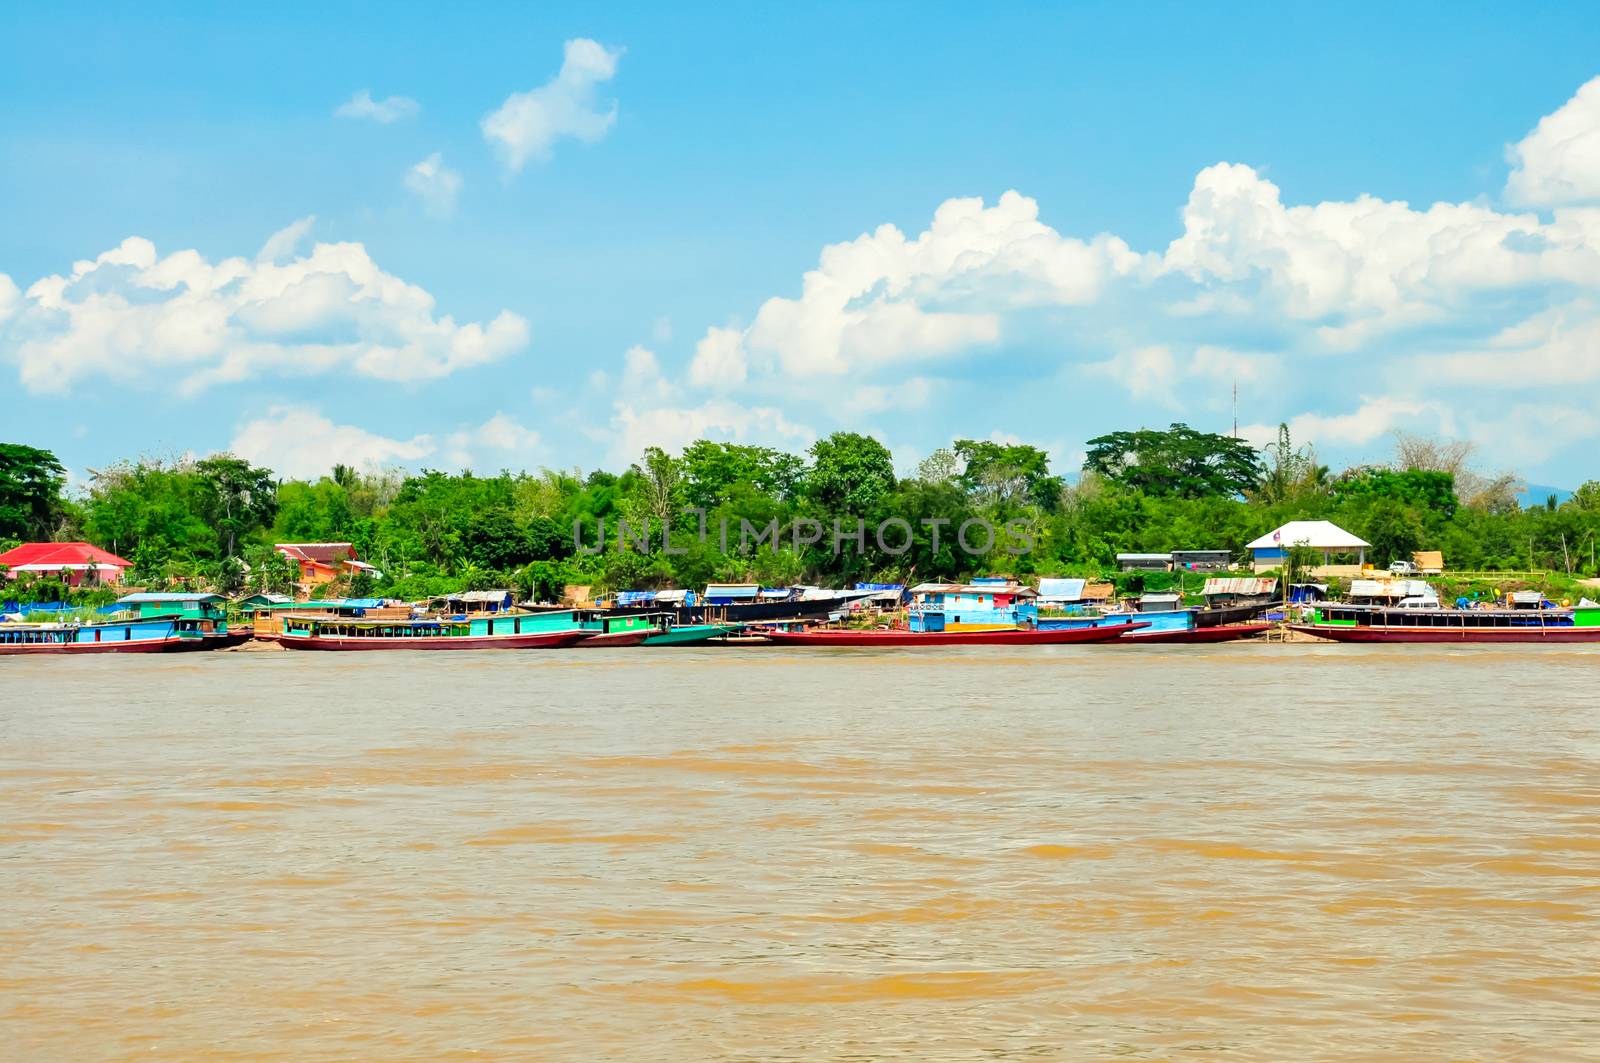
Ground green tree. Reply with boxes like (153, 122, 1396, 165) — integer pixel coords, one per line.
(952, 439, 1061, 511)
(680, 440, 804, 510)
(1254, 424, 1329, 506)
(0, 443, 68, 541)
(804, 432, 897, 514)
(1362, 498, 1425, 566)
(196, 455, 278, 558)
(1083, 424, 1262, 499)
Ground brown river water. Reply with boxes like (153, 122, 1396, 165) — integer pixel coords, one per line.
(2, 643, 1598, 1061)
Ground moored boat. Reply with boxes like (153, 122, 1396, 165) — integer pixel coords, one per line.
(1116, 621, 1274, 644)
(1042, 606, 1271, 644)
(277, 615, 590, 650)
(0, 616, 215, 655)
(757, 621, 1148, 646)
(1290, 603, 1600, 643)
(642, 622, 738, 646)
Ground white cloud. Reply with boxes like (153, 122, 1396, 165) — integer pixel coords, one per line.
(443, 412, 541, 467)
(230, 406, 435, 480)
(1242, 397, 1452, 451)
(1161, 162, 1600, 343)
(688, 326, 747, 389)
(404, 152, 462, 218)
(231, 407, 542, 479)
(335, 89, 419, 124)
(0, 228, 529, 395)
(1085, 345, 1181, 406)
(619, 344, 673, 400)
(709, 190, 1140, 383)
(0, 273, 19, 325)
(1505, 76, 1600, 207)
(608, 398, 813, 466)
(1087, 344, 1279, 408)
(481, 38, 622, 172)
(257, 216, 316, 263)
(1466, 403, 1600, 468)
(673, 77, 1600, 475)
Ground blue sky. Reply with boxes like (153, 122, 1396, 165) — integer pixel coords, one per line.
(5, 2, 1600, 488)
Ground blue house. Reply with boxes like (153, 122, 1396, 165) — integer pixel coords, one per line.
(909, 578, 1037, 632)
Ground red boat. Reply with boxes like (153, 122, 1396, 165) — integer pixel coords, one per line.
(1120, 621, 1274, 644)
(1292, 604, 1600, 643)
(0, 633, 206, 655)
(757, 621, 1147, 646)
(575, 629, 650, 648)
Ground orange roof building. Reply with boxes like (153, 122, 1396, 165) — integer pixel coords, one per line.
(274, 543, 381, 588)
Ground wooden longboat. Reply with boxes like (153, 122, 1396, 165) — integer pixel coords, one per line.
(0, 617, 215, 655)
(1291, 604, 1600, 643)
(642, 623, 737, 646)
(277, 615, 590, 651)
(1116, 621, 1273, 644)
(757, 621, 1148, 646)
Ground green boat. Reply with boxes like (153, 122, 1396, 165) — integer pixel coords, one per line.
(642, 622, 737, 646)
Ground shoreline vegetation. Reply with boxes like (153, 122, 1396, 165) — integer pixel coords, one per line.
(4, 426, 1600, 610)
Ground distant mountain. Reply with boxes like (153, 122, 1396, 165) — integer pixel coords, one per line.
(1520, 483, 1573, 508)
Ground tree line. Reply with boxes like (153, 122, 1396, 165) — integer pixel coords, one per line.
(4, 425, 1600, 605)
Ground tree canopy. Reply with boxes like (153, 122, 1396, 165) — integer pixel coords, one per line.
(0, 443, 68, 541)
(1083, 424, 1262, 498)
(7, 427, 1598, 604)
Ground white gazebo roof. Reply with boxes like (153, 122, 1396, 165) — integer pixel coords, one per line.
(1246, 520, 1370, 551)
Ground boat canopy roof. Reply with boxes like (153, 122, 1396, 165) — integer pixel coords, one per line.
(116, 592, 226, 604)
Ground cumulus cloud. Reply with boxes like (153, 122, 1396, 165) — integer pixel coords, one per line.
(688, 326, 747, 389)
(231, 406, 540, 479)
(481, 38, 622, 172)
(1162, 161, 1600, 343)
(443, 412, 541, 467)
(1505, 75, 1600, 207)
(404, 152, 462, 218)
(230, 406, 435, 480)
(608, 398, 813, 466)
(0, 228, 529, 395)
(712, 190, 1139, 382)
(335, 89, 419, 124)
(619, 344, 673, 400)
(671, 76, 1600, 476)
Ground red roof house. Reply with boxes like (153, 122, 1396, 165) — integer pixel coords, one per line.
(0, 542, 134, 586)
(274, 543, 381, 588)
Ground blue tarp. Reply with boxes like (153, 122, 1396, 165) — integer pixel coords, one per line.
(615, 591, 657, 607)
(853, 582, 904, 591)
(4, 601, 124, 615)
(1038, 578, 1087, 600)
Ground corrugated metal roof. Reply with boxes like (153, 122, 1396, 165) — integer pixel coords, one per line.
(910, 582, 1037, 598)
(1202, 577, 1277, 596)
(1116, 553, 1172, 561)
(454, 590, 512, 602)
(0, 542, 132, 569)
